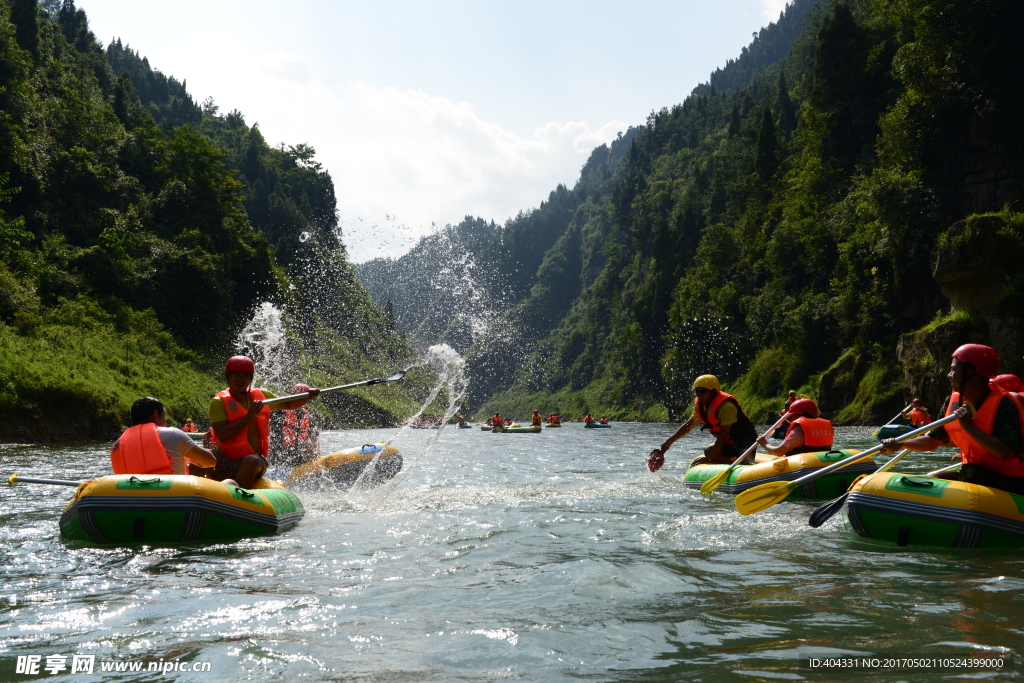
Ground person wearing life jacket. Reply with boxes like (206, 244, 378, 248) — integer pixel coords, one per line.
(532, 410, 542, 427)
(268, 383, 321, 469)
(181, 418, 197, 433)
(901, 398, 931, 427)
(756, 398, 833, 458)
(880, 344, 1024, 495)
(647, 374, 759, 471)
(209, 356, 320, 488)
(584, 413, 595, 424)
(547, 413, 560, 425)
(492, 413, 504, 431)
(783, 390, 797, 413)
(111, 397, 217, 477)
(599, 416, 609, 425)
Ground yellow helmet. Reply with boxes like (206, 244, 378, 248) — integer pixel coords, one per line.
(692, 375, 721, 391)
(788, 390, 796, 397)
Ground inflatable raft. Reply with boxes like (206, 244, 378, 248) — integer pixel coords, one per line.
(843, 471, 1024, 549)
(872, 424, 915, 440)
(683, 450, 877, 500)
(584, 423, 611, 429)
(268, 443, 403, 490)
(59, 475, 303, 544)
(495, 425, 541, 433)
(544, 423, 562, 428)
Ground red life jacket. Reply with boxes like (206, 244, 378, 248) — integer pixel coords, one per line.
(784, 416, 834, 453)
(281, 409, 313, 449)
(111, 423, 173, 475)
(182, 423, 196, 433)
(532, 414, 542, 426)
(584, 415, 594, 423)
(945, 386, 1024, 477)
(908, 408, 929, 427)
(212, 388, 270, 459)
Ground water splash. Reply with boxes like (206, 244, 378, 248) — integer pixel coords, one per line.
(235, 302, 298, 392)
(349, 344, 468, 503)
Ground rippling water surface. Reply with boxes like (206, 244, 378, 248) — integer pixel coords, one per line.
(2, 424, 1023, 681)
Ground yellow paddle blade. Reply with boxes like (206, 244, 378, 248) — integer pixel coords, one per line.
(734, 480, 799, 515)
(699, 467, 732, 494)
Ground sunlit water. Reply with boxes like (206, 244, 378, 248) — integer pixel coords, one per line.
(2, 425, 1022, 681)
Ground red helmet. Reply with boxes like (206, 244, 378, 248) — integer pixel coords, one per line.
(291, 383, 311, 394)
(991, 374, 1024, 393)
(912, 398, 924, 407)
(951, 344, 1000, 378)
(225, 355, 255, 374)
(785, 398, 819, 418)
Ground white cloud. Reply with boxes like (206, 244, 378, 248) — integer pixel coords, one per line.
(761, 0, 790, 22)
(253, 76, 626, 262)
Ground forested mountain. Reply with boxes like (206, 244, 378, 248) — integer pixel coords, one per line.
(0, 0, 424, 440)
(358, 0, 1024, 424)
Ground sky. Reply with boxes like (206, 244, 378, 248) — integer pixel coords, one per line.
(79, 0, 790, 262)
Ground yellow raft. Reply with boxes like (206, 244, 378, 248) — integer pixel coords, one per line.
(59, 475, 303, 544)
(844, 471, 1024, 549)
(683, 450, 877, 500)
(275, 443, 403, 490)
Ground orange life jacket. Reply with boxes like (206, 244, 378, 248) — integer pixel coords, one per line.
(584, 415, 594, 423)
(696, 390, 759, 448)
(908, 408, 929, 427)
(212, 388, 270, 459)
(945, 386, 1024, 477)
(111, 423, 173, 475)
(494, 415, 503, 427)
(784, 416, 834, 454)
(532, 414, 542, 426)
(182, 423, 196, 433)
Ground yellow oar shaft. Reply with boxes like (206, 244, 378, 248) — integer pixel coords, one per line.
(699, 413, 791, 494)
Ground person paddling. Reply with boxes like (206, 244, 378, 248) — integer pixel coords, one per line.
(532, 410, 542, 427)
(879, 344, 1024, 495)
(268, 383, 321, 469)
(648, 374, 758, 470)
(902, 398, 931, 427)
(492, 413, 504, 431)
(111, 397, 217, 477)
(209, 356, 320, 488)
(756, 398, 833, 458)
(584, 413, 595, 425)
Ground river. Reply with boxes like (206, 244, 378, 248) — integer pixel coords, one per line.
(1, 424, 1021, 681)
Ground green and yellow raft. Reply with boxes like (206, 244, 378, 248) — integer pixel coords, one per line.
(843, 471, 1024, 549)
(495, 425, 542, 433)
(683, 450, 877, 500)
(281, 443, 403, 489)
(59, 475, 304, 544)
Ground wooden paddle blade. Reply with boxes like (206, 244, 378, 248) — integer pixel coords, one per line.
(647, 450, 665, 472)
(808, 493, 847, 528)
(734, 480, 798, 515)
(699, 467, 732, 494)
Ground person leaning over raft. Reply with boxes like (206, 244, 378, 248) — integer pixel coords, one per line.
(647, 374, 758, 471)
(209, 356, 320, 488)
(111, 397, 217, 476)
(756, 398, 833, 458)
(880, 344, 1024, 495)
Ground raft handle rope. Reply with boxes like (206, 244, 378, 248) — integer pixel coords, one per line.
(234, 487, 256, 498)
(129, 476, 163, 486)
(900, 476, 935, 487)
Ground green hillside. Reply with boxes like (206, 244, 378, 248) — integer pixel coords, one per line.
(0, 0, 429, 441)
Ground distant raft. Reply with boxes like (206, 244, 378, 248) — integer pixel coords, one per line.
(843, 471, 1024, 549)
(544, 423, 562, 428)
(584, 423, 611, 429)
(270, 443, 403, 490)
(494, 425, 542, 433)
(683, 450, 877, 500)
(59, 475, 304, 544)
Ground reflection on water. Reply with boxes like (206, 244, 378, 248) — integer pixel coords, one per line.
(1, 426, 1022, 681)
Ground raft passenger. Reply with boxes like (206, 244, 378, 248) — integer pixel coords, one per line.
(532, 410, 542, 427)
(647, 374, 758, 471)
(268, 383, 321, 469)
(902, 398, 931, 427)
(492, 413, 504, 431)
(182, 418, 197, 433)
(111, 397, 217, 477)
(584, 413, 595, 424)
(880, 344, 1024, 495)
(209, 356, 320, 488)
(756, 398, 833, 458)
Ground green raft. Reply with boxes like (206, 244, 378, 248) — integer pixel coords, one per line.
(59, 475, 304, 544)
(683, 449, 877, 500)
(494, 425, 542, 433)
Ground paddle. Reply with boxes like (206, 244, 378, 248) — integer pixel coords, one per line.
(8, 473, 86, 487)
(699, 413, 792, 494)
(926, 462, 961, 477)
(807, 448, 910, 527)
(734, 413, 959, 516)
(883, 404, 912, 426)
(260, 371, 406, 407)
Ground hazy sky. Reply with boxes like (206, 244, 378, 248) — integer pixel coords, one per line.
(80, 0, 790, 262)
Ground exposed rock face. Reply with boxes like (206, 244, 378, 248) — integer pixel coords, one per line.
(817, 349, 865, 418)
(898, 215, 1024, 412)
